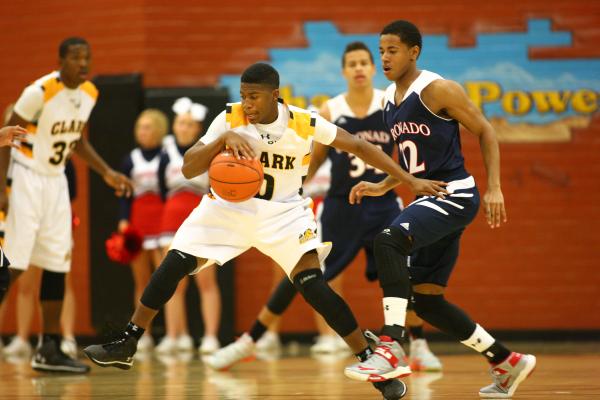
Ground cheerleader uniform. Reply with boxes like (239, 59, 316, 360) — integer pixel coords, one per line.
(158, 135, 208, 248)
(119, 146, 164, 250)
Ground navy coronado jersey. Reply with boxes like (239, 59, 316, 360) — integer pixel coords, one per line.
(325, 89, 395, 198)
(383, 70, 469, 182)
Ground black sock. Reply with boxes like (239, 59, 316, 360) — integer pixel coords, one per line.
(355, 346, 374, 362)
(43, 334, 61, 345)
(248, 320, 267, 342)
(408, 325, 424, 339)
(124, 322, 145, 340)
(483, 341, 512, 364)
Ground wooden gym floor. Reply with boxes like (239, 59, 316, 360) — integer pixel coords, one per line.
(0, 342, 599, 399)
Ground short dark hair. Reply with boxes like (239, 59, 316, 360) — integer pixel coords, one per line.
(241, 63, 279, 89)
(381, 20, 422, 52)
(59, 37, 89, 58)
(342, 41, 374, 67)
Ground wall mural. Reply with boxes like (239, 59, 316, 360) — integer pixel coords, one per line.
(220, 19, 600, 143)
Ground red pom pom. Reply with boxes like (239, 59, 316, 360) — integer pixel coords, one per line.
(105, 226, 143, 264)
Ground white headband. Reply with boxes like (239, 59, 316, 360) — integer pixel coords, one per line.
(172, 97, 208, 122)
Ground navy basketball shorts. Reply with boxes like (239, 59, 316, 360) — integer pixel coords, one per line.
(319, 195, 401, 282)
(390, 182, 480, 286)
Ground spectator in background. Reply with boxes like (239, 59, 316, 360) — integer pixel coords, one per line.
(118, 109, 167, 352)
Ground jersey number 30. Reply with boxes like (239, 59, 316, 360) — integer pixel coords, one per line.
(49, 141, 77, 165)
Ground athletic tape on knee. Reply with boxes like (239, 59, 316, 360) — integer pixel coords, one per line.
(40, 270, 65, 301)
(140, 249, 197, 310)
(293, 268, 358, 337)
(413, 293, 476, 341)
(266, 277, 298, 315)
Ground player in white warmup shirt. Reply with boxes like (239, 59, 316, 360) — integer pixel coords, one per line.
(0, 37, 132, 374)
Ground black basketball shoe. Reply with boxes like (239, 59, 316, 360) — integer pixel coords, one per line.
(83, 335, 137, 370)
(373, 379, 408, 400)
(31, 339, 91, 374)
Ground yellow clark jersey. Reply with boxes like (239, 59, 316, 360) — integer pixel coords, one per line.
(200, 100, 338, 203)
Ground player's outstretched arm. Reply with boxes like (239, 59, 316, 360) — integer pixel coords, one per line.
(182, 131, 256, 179)
(330, 127, 447, 198)
(422, 80, 507, 228)
(349, 176, 401, 204)
(73, 134, 133, 197)
(0, 126, 28, 148)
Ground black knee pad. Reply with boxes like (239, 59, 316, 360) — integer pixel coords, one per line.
(374, 226, 413, 290)
(266, 277, 298, 315)
(374, 226, 412, 256)
(293, 268, 358, 337)
(40, 270, 65, 301)
(413, 293, 476, 341)
(140, 249, 197, 310)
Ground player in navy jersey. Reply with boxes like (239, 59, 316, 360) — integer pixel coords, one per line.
(118, 109, 168, 352)
(345, 21, 536, 398)
(313, 43, 440, 370)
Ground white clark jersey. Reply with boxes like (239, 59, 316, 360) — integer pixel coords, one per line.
(201, 100, 338, 203)
(163, 135, 209, 196)
(12, 71, 98, 175)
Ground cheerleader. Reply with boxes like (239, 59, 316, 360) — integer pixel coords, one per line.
(118, 109, 168, 352)
(154, 97, 221, 354)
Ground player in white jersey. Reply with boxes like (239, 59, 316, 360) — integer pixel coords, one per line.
(0, 37, 132, 374)
(84, 62, 446, 398)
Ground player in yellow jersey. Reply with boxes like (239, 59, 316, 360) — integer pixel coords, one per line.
(0, 37, 132, 374)
(84, 62, 446, 398)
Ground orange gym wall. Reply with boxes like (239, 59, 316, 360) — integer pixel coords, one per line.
(0, 0, 598, 335)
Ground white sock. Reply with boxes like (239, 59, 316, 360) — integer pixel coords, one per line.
(460, 324, 495, 353)
(383, 297, 408, 327)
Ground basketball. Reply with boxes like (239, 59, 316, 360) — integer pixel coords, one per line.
(209, 151, 264, 202)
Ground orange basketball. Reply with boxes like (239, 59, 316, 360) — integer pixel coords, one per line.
(209, 151, 264, 202)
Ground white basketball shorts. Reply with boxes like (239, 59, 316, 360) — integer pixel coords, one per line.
(169, 194, 331, 276)
(4, 162, 72, 273)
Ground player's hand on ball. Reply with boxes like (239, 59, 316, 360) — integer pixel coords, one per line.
(222, 131, 256, 159)
(349, 181, 388, 204)
(408, 177, 448, 199)
(103, 169, 133, 197)
(0, 125, 28, 148)
(483, 187, 507, 229)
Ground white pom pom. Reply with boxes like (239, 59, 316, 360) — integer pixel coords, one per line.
(190, 103, 208, 121)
